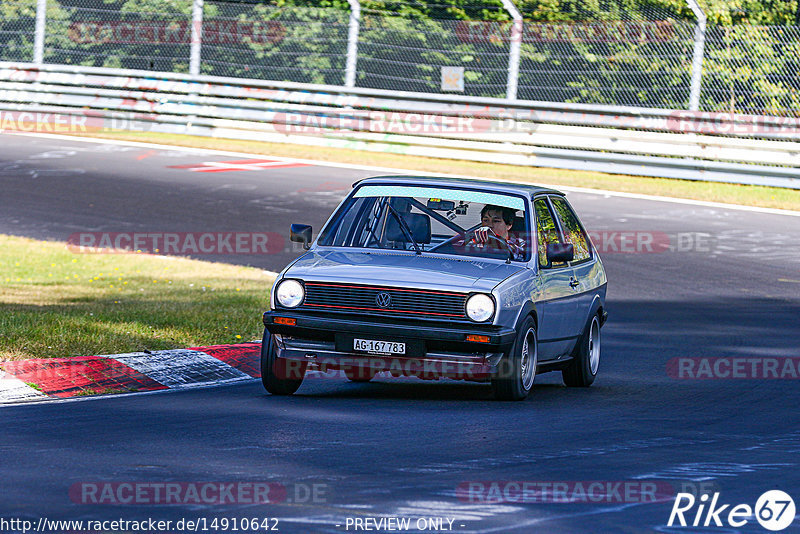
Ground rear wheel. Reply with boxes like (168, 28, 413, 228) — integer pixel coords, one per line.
(492, 317, 537, 401)
(260, 329, 306, 395)
(563, 313, 601, 387)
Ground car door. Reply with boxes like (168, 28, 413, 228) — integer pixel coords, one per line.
(533, 196, 579, 360)
(549, 195, 599, 339)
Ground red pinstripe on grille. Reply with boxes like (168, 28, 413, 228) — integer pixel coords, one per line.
(304, 282, 465, 297)
(303, 302, 464, 317)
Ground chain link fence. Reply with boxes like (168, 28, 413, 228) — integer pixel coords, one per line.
(515, 5, 696, 109)
(0, 0, 799, 117)
(46, 0, 192, 72)
(0, 0, 39, 62)
(703, 25, 800, 116)
(357, 1, 510, 97)
(201, 1, 349, 85)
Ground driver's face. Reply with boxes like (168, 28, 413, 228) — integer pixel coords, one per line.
(482, 209, 512, 240)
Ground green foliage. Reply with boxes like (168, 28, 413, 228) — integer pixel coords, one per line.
(0, 0, 38, 61)
(117, 0, 193, 15)
(702, 24, 800, 114)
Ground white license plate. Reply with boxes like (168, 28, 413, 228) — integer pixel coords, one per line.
(353, 338, 406, 355)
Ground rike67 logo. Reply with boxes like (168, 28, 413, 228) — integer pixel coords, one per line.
(668, 490, 796, 531)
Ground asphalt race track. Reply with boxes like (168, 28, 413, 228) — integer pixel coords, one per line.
(1, 133, 799, 533)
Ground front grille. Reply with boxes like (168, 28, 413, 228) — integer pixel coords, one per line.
(301, 282, 468, 319)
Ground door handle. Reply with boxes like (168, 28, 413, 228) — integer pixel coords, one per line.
(569, 277, 579, 288)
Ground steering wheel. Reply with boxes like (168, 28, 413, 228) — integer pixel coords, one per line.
(428, 230, 466, 253)
(463, 227, 511, 253)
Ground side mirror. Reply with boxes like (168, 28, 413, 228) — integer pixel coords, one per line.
(546, 243, 574, 264)
(290, 224, 312, 250)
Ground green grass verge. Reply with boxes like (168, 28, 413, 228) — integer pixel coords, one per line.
(0, 234, 272, 361)
(63, 130, 800, 212)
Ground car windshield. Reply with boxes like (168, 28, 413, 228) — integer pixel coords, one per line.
(317, 184, 530, 261)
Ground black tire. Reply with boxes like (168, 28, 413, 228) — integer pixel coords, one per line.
(491, 316, 537, 401)
(344, 365, 377, 383)
(563, 313, 601, 387)
(260, 329, 306, 395)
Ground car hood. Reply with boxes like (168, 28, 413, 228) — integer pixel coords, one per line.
(284, 249, 525, 292)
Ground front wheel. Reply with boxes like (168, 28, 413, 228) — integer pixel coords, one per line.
(562, 313, 601, 387)
(260, 329, 306, 395)
(492, 317, 537, 401)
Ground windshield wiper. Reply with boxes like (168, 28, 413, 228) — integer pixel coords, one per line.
(386, 204, 422, 255)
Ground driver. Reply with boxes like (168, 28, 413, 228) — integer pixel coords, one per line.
(463, 204, 526, 261)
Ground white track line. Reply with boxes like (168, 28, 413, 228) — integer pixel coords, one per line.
(9, 132, 800, 218)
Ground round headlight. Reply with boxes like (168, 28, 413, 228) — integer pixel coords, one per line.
(276, 279, 304, 308)
(466, 294, 495, 322)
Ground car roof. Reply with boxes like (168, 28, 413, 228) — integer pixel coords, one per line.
(353, 175, 564, 198)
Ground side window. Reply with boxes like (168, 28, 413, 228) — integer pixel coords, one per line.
(534, 198, 566, 269)
(550, 196, 591, 264)
(322, 197, 370, 246)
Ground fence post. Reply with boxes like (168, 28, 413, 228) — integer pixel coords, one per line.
(500, 0, 522, 100)
(33, 0, 47, 64)
(685, 0, 706, 111)
(345, 0, 361, 88)
(190, 0, 204, 76)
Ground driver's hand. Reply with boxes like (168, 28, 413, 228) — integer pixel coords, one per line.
(473, 226, 495, 244)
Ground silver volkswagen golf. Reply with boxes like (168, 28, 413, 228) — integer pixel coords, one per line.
(262, 176, 607, 400)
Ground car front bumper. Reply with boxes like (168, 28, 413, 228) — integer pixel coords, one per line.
(263, 311, 517, 381)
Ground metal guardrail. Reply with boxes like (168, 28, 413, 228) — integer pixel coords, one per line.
(0, 62, 798, 189)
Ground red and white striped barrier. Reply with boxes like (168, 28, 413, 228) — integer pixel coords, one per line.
(0, 343, 261, 404)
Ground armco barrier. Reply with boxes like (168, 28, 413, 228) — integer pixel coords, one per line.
(0, 62, 798, 189)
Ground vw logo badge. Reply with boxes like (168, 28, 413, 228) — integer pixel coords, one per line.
(375, 292, 392, 308)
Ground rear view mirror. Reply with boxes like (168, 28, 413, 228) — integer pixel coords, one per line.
(290, 224, 312, 250)
(546, 243, 574, 264)
(426, 199, 455, 211)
